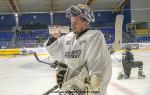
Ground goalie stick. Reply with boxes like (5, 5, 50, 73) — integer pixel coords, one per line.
(34, 52, 60, 95)
(33, 52, 57, 68)
(43, 85, 59, 95)
(33, 52, 68, 95)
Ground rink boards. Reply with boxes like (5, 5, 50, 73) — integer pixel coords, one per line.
(1, 43, 150, 55)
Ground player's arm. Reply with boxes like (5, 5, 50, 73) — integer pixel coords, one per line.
(85, 31, 112, 94)
(44, 31, 64, 62)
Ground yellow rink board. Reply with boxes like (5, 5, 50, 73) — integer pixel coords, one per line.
(0, 49, 20, 55)
(136, 29, 148, 35)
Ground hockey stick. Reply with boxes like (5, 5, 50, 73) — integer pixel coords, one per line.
(43, 85, 59, 95)
(34, 52, 69, 95)
(111, 15, 124, 54)
(34, 52, 60, 94)
(33, 52, 57, 68)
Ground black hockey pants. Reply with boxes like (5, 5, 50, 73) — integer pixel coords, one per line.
(123, 61, 143, 78)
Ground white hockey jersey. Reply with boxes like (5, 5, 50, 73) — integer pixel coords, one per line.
(45, 30, 112, 95)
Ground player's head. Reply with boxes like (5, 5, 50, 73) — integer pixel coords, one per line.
(66, 4, 95, 33)
(66, 4, 95, 23)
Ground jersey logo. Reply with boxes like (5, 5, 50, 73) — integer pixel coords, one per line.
(65, 50, 81, 58)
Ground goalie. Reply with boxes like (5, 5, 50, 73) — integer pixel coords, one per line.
(45, 4, 112, 95)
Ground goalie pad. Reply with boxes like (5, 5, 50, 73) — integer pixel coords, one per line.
(60, 65, 100, 95)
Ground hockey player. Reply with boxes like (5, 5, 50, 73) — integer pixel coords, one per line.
(118, 46, 146, 79)
(45, 4, 112, 95)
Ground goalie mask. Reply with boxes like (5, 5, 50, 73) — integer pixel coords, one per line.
(66, 4, 95, 23)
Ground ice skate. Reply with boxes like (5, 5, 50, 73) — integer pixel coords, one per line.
(138, 71, 146, 79)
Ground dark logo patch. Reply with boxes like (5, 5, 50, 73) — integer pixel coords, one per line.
(65, 50, 81, 58)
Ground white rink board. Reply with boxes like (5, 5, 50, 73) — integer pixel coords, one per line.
(122, 43, 150, 49)
(20, 47, 48, 54)
(48, 26, 70, 34)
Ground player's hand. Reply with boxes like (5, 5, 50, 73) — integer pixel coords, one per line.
(52, 31, 61, 38)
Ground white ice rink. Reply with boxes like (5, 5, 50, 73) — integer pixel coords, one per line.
(0, 50, 150, 95)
